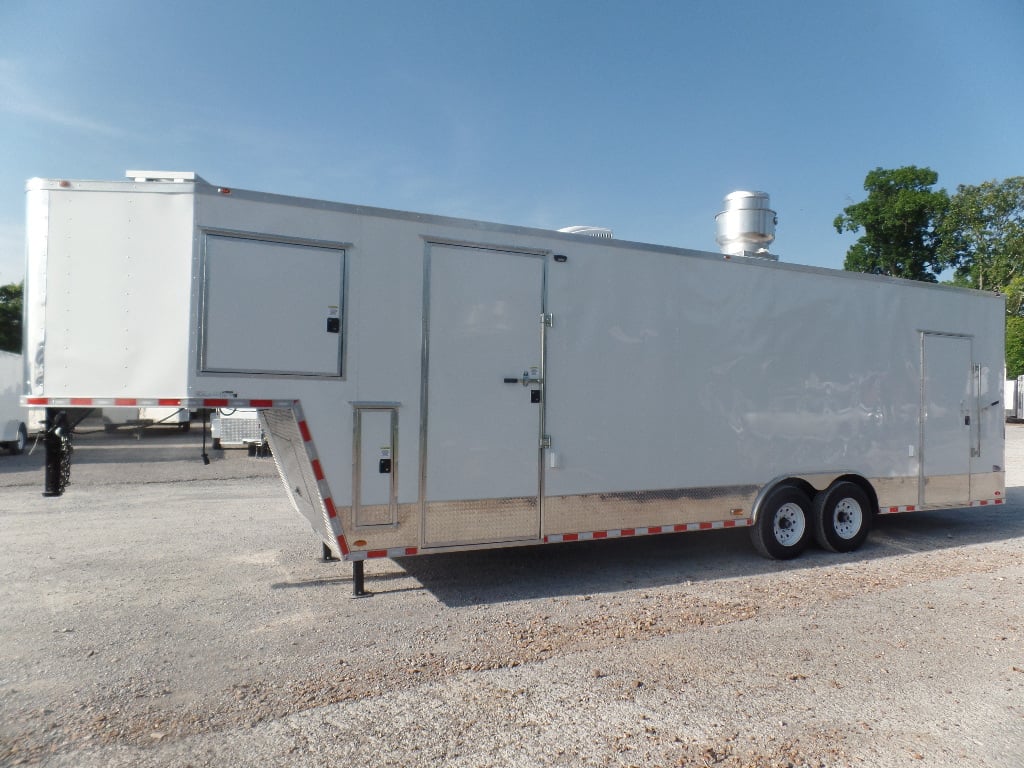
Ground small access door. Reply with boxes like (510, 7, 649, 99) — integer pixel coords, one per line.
(422, 244, 546, 547)
(920, 333, 973, 505)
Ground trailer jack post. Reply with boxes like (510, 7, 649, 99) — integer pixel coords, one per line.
(43, 408, 71, 497)
(200, 410, 210, 465)
(352, 560, 371, 599)
(321, 541, 338, 562)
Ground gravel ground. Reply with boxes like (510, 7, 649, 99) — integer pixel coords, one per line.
(1, 421, 1022, 767)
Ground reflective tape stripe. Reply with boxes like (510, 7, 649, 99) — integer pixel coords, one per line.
(881, 499, 1004, 515)
(20, 396, 295, 409)
(348, 546, 419, 561)
(544, 518, 752, 543)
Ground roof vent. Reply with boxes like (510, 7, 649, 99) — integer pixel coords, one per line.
(125, 170, 207, 184)
(558, 225, 614, 238)
(715, 191, 777, 260)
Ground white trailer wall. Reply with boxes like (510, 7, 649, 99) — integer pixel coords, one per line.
(24, 182, 194, 399)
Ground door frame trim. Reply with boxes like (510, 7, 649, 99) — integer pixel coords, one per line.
(418, 240, 549, 547)
(918, 330, 974, 506)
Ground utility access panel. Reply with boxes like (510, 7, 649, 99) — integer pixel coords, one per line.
(199, 234, 346, 377)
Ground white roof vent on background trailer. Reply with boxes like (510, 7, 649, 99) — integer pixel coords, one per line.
(715, 190, 778, 260)
(126, 170, 207, 184)
(558, 225, 614, 238)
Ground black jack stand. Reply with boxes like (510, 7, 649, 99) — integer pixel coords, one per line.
(351, 560, 371, 599)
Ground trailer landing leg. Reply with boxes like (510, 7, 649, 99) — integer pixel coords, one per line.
(43, 409, 72, 497)
(321, 542, 338, 562)
(352, 560, 371, 599)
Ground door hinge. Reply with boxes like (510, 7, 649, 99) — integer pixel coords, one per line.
(541, 313, 553, 327)
(541, 434, 552, 449)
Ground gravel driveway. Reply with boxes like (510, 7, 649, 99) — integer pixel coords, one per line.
(1, 422, 1022, 767)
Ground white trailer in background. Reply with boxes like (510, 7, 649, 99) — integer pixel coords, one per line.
(22, 172, 1006, 593)
(1005, 377, 1024, 421)
(1, 350, 28, 454)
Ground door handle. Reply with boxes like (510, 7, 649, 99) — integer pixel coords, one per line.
(502, 368, 542, 386)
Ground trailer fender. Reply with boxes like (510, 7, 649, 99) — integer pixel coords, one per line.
(749, 475, 816, 526)
(749, 472, 877, 525)
(750, 473, 877, 558)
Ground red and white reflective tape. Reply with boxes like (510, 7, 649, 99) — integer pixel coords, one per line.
(545, 518, 752, 544)
(970, 498, 1005, 507)
(290, 400, 350, 559)
(880, 504, 917, 514)
(880, 498, 1005, 515)
(347, 546, 420, 562)
(22, 395, 293, 409)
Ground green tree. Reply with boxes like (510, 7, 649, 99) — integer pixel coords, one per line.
(938, 177, 1024, 292)
(935, 178, 1024, 377)
(0, 282, 23, 353)
(835, 166, 950, 282)
(1007, 316, 1024, 379)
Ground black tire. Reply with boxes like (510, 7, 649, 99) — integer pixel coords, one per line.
(750, 484, 813, 559)
(212, 437, 222, 450)
(6, 423, 27, 455)
(812, 481, 872, 553)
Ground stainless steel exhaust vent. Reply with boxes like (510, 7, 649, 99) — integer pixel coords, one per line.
(715, 191, 777, 260)
(558, 225, 614, 238)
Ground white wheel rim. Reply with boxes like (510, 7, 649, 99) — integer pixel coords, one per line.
(773, 502, 805, 546)
(832, 497, 863, 540)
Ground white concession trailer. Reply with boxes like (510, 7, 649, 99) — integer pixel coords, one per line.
(21, 172, 1006, 592)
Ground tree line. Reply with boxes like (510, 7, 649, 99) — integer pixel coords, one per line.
(0, 282, 20, 354)
(836, 166, 1024, 376)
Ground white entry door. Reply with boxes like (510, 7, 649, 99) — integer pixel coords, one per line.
(423, 244, 545, 547)
(921, 333, 972, 505)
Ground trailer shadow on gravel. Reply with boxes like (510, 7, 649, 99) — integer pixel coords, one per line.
(392, 490, 1024, 608)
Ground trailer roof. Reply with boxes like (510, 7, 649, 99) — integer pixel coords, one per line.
(25, 173, 1005, 303)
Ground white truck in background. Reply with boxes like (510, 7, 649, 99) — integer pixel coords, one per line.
(1, 350, 28, 454)
(20, 172, 1006, 593)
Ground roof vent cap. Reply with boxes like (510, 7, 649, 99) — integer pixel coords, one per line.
(715, 191, 777, 260)
(558, 225, 614, 238)
(125, 170, 207, 184)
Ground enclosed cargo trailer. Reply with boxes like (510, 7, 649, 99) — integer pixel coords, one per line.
(21, 172, 1006, 589)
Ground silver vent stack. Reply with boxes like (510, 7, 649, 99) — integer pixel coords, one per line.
(715, 191, 778, 260)
(558, 225, 614, 238)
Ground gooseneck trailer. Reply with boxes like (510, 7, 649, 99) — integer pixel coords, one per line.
(21, 172, 1005, 591)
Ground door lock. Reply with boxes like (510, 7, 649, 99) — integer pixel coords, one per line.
(501, 366, 542, 387)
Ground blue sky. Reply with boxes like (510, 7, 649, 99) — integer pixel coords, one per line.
(1, 0, 1022, 285)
